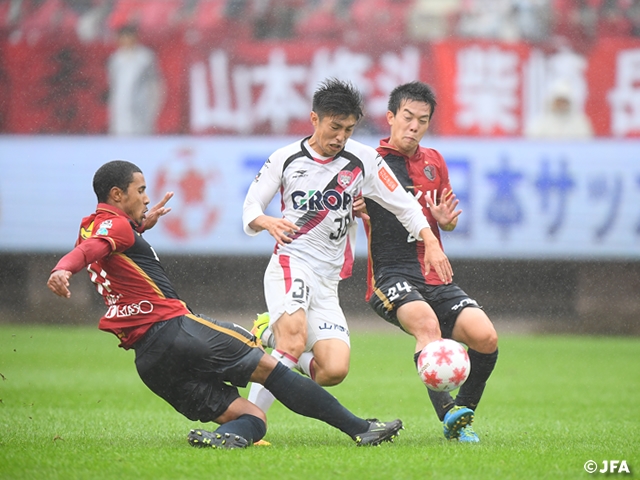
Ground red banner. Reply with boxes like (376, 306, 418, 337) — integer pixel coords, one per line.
(2, 36, 640, 137)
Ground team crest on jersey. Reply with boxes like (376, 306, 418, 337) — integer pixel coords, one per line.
(96, 220, 113, 236)
(81, 221, 94, 240)
(337, 170, 355, 188)
(423, 165, 436, 181)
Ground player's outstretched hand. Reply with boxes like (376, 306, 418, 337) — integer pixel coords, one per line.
(425, 188, 461, 231)
(142, 191, 174, 231)
(47, 270, 73, 298)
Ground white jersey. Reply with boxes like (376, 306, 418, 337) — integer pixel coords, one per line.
(243, 137, 430, 279)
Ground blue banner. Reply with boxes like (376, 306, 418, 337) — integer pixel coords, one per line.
(1, 136, 639, 259)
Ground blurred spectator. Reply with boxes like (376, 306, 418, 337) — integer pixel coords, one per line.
(456, 0, 520, 42)
(107, 24, 164, 135)
(456, 0, 551, 43)
(597, 0, 632, 38)
(295, 0, 352, 40)
(2, 0, 24, 29)
(511, 0, 552, 43)
(406, 0, 461, 42)
(551, 0, 598, 52)
(525, 79, 593, 139)
(107, 0, 186, 39)
(5, 0, 112, 42)
(350, 0, 412, 46)
(73, 0, 114, 42)
(13, 0, 81, 40)
(629, 0, 640, 36)
(183, 0, 237, 43)
(253, 0, 304, 39)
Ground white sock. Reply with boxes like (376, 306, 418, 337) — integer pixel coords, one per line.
(297, 351, 316, 380)
(247, 349, 298, 413)
(262, 327, 275, 349)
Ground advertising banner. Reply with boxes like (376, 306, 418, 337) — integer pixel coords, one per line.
(1, 136, 639, 259)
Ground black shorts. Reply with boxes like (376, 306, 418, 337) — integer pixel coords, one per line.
(369, 276, 481, 339)
(133, 313, 264, 423)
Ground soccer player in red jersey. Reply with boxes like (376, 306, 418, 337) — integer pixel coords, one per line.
(47, 160, 403, 449)
(360, 82, 499, 443)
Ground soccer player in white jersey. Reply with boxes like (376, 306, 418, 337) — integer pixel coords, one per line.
(242, 78, 453, 416)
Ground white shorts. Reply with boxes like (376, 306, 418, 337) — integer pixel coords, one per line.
(263, 254, 350, 351)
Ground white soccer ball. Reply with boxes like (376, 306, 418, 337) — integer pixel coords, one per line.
(417, 339, 470, 392)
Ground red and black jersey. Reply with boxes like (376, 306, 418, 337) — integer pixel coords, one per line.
(364, 138, 453, 301)
(75, 204, 190, 348)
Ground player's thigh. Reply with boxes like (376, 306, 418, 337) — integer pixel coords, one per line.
(396, 299, 441, 340)
(424, 283, 482, 339)
(178, 314, 264, 386)
(306, 275, 350, 351)
(311, 338, 350, 375)
(451, 307, 498, 354)
(264, 254, 311, 323)
(136, 322, 250, 423)
(369, 275, 426, 332)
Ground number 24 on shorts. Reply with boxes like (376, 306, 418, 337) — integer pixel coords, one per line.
(387, 281, 412, 302)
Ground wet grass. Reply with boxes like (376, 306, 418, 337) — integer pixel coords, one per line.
(0, 325, 638, 479)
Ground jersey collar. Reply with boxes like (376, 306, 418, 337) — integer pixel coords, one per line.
(378, 137, 423, 163)
(96, 203, 139, 226)
(300, 135, 344, 162)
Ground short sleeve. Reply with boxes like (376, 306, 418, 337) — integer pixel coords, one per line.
(91, 215, 136, 252)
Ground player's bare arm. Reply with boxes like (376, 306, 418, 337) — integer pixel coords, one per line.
(420, 227, 453, 284)
(47, 270, 73, 298)
(249, 215, 300, 246)
(425, 188, 461, 232)
(139, 191, 174, 231)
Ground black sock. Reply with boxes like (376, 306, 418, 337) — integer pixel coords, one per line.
(455, 348, 498, 411)
(215, 414, 266, 444)
(263, 362, 369, 438)
(414, 351, 455, 421)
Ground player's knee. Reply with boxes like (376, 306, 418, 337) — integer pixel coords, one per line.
(474, 328, 498, 354)
(412, 317, 441, 340)
(315, 363, 349, 387)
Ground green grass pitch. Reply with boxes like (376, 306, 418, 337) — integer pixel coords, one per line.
(0, 325, 638, 479)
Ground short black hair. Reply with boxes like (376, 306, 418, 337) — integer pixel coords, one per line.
(312, 78, 364, 122)
(93, 160, 142, 203)
(388, 81, 437, 118)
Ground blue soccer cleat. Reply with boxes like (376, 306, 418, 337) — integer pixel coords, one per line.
(457, 424, 480, 443)
(443, 406, 474, 440)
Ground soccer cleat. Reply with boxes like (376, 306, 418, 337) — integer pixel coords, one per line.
(457, 425, 480, 443)
(443, 406, 474, 440)
(251, 312, 270, 345)
(352, 418, 403, 446)
(187, 429, 249, 449)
